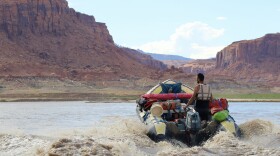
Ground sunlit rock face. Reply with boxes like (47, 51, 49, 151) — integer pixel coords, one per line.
(214, 33, 280, 85)
(0, 0, 166, 80)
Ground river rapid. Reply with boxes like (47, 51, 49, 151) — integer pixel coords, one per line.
(0, 102, 280, 156)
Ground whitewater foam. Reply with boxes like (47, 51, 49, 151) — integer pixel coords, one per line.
(1, 118, 280, 156)
(0, 134, 52, 156)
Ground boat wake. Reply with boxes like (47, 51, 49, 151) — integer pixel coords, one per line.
(1, 119, 280, 156)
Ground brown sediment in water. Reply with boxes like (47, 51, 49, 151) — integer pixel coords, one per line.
(1, 119, 280, 156)
(239, 119, 274, 139)
(46, 119, 280, 156)
(160, 119, 280, 156)
(48, 138, 113, 156)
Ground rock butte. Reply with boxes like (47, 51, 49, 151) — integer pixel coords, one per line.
(0, 0, 279, 87)
(0, 0, 167, 81)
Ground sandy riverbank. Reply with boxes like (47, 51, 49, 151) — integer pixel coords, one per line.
(227, 99, 280, 102)
(0, 92, 279, 103)
(1, 98, 280, 103)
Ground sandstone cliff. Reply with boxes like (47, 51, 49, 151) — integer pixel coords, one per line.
(215, 33, 280, 85)
(216, 33, 280, 68)
(0, 0, 166, 81)
(0, 0, 111, 40)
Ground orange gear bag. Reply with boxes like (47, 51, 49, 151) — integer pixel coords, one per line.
(209, 98, 228, 115)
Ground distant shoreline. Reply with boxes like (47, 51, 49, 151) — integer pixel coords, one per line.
(0, 92, 279, 103)
(0, 98, 279, 103)
(228, 99, 280, 102)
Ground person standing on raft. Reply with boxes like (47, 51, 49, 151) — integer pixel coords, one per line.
(184, 73, 213, 121)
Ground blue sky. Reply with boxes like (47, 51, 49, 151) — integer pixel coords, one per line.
(67, 0, 280, 59)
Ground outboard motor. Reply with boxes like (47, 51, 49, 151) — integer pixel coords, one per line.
(185, 108, 201, 132)
(186, 108, 201, 146)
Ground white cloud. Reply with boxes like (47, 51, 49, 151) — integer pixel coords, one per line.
(190, 43, 225, 59)
(67, 1, 81, 9)
(216, 16, 227, 21)
(133, 21, 225, 59)
(137, 40, 175, 54)
(170, 22, 224, 41)
(67, 1, 75, 7)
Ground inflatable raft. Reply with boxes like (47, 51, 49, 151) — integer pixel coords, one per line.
(136, 79, 241, 146)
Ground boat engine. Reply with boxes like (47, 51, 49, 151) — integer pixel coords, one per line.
(185, 108, 201, 132)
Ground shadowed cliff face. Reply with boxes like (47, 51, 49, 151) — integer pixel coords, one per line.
(0, 0, 166, 80)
